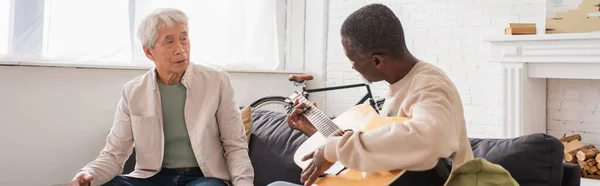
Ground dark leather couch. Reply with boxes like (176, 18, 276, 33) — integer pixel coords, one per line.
(122, 109, 581, 186)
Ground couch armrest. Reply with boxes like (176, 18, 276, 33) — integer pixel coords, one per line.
(562, 163, 581, 186)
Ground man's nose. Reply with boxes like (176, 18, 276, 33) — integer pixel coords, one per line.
(174, 41, 186, 55)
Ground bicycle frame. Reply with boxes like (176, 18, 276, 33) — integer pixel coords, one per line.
(293, 81, 380, 112)
(302, 83, 375, 106)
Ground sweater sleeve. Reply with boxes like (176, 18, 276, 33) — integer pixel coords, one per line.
(215, 71, 255, 185)
(323, 81, 461, 172)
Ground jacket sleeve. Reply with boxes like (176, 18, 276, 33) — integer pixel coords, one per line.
(80, 86, 134, 186)
(216, 71, 255, 186)
(323, 82, 461, 172)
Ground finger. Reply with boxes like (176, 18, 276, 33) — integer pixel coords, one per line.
(289, 109, 305, 121)
(83, 173, 93, 182)
(301, 151, 314, 161)
(312, 101, 318, 107)
(69, 180, 79, 186)
(290, 106, 306, 117)
(301, 161, 315, 183)
(287, 115, 295, 127)
(302, 102, 311, 109)
(71, 175, 82, 184)
(294, 107, 305, 115)
(305, 165, 321, 186)
(295, 102, 310, 110)
(301, 160, 312, 176)
(78, 177, 88, 184)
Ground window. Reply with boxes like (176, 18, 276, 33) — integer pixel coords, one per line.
(0, 0, 9, 56)
(44, 0, 131, 64)
(1, 0, 284, 70)
(135, 1, 281, 70)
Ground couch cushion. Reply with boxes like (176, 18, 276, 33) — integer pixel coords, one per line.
(469, 133, 564, 186)
(249, 109, 308, 186)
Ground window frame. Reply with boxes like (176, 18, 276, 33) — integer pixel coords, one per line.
(0, 0, 305, 73)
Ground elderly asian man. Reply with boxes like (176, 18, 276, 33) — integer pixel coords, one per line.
(69, 8, 254, 186)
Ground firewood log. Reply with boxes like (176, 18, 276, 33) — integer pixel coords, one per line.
(566, 144, 596, 162)
(583, 169, 589, 177)
(577, 148, 600, 161)
(560, 134, 582, 143)
(597, 154, 600, 164)
(565, 153, 577, 162)
(597, 163, 600, 170)
(579, 160, 591, 170)
(586, 159, 597, 167)
(590, 166, 599, 175)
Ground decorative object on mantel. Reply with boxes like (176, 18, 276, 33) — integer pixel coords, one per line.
(560, 134, 600, 179)
(505, 23, 536, 35)
(546, 0, 600, 34)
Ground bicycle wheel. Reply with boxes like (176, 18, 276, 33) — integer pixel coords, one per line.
(249, 96, 290, 114)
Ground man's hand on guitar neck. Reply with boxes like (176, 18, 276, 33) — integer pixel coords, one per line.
(301, 145, 334, 186)
(287, 100, 318, 137)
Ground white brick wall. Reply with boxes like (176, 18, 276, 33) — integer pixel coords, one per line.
(323, 0, 595, 143)
(547, 79, 600, 147)
(325, 0, 544, 138)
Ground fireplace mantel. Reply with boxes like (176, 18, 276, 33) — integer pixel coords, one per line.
(483, 32, 600, 138)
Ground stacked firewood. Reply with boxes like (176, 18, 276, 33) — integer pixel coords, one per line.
(560, 134, 600, 179)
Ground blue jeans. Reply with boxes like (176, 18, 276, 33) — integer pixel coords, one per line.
(102, 168, 227, 186)
(266, 181, 301, 186)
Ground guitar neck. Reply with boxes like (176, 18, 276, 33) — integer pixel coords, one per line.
(294, 95, 341, 137)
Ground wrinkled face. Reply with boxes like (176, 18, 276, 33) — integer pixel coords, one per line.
(341, 38, 384, 84)
(144, 22, 190, 75)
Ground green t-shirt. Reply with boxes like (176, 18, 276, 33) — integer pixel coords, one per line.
(157, 81, 198, 168)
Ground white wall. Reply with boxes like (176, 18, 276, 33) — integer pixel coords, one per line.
(324, 0, 600, 143)
(0, 65, 297, 186)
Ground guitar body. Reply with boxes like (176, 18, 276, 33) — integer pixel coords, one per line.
(293, 104, 411, 186)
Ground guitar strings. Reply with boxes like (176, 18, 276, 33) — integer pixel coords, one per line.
(299, 97, 338, 136)
(296, 96, 342, 137)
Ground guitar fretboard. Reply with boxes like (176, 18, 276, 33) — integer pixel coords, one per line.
(294, 94, 342, 137)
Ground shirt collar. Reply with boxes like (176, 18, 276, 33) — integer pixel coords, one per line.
(151, 64, 194, 90)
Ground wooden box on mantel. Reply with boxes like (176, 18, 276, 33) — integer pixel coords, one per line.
(505, 23, 536, 35)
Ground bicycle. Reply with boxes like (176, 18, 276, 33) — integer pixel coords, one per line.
(249, 74, 385, 116)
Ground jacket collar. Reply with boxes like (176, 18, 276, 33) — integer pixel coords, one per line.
(150, 64, 194, 90)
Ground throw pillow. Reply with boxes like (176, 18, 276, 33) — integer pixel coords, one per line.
(240, 106, 252, 143)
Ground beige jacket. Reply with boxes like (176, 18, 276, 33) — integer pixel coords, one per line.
(324, 61, 474, 173)
(80, 63, 254, 186)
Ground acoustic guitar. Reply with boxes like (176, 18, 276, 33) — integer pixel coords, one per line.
(288, 92, 410, 186)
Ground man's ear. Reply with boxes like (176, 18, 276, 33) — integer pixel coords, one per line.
(143, 46, 155, 61)
(372, 55, 385, 69)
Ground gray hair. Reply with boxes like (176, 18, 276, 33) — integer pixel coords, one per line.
(137, 8, 189, 49)
(341, 4, 407, 59)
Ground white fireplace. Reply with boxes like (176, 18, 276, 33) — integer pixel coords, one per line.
(484, 33, 600, 185)
(483, 32, 600, 138)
